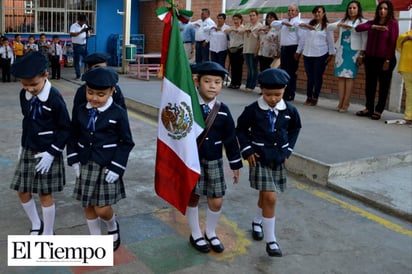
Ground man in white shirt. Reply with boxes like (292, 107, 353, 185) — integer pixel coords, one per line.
(191, 8, 216, 64)
(70, 14, 90, 80)
(271, 4, 303, 101)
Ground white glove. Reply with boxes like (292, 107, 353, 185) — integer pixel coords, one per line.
(72, 162, 81, 178)
(105, 170, 119, 184)
(18, 146, 22, 161)
(34, 152, 55, 174)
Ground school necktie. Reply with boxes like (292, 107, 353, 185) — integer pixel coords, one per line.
(267, 110, 277, 132)
(202, 104, 210, 119)
(5, 46, 8, 59)
(30, 97, 42, 120)
(54, 43, 57, 56)
(87, 108, 98, 131)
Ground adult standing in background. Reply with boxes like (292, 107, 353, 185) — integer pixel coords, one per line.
(225, 13, 244, 89)
(355, 1, 398, 120)
(396, 29, 412, 124)
(297, 5, 335, 106)
(180, 21, 195, 63)
(327, 1, 367, 113)
(241, 9, 263, 92)
(271, 4, 303, 101)
(209, 13, 230, 68)
(192, 8, 216, 64)
(70, 14, 90, 80)
(257, 12, 280, 72)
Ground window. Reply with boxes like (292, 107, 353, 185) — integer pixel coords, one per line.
(3, 0, 96, 34)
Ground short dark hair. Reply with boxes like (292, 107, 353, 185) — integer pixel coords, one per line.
(77, 14, 87, 21)
(217, 13, 226, 20)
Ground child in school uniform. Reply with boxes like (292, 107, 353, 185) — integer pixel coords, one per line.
(49, 35, 63, 80)
(10, 51, 71, 235)
(24, 35, 38, 54)
(72, 53, 126, 110)
(236, 68, 302, 257)
(67, 66, 134, 251)
(0, 37, 14, 82)
(187, 61, 242, 253)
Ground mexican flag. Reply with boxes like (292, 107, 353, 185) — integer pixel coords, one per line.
(155, 4, 205, 215)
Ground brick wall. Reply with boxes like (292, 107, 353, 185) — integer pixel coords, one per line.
(140, 3, 403, 105)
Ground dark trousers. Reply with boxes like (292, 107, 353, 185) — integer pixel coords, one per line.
(280, 45, 299, 101)
(195, 41, 209, 64)
(1, 58, 11, 82)
(210, 50, 227, 69)
(50, 56, 61, 79)
(364, 55, 396, 114)
(228, 48, 244, 87)
(244, 53, 259, 89)
(258, 56, 274, 72)
(303, 53, 329, 99)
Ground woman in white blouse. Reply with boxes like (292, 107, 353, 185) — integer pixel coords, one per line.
(327, 1, 367, 112)
(297, 5, 336, 106)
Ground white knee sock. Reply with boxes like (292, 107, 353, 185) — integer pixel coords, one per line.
(253, 207, 263, 232)
(86, 218, 101, 235)
(103, 214, 118, 241)
(42, 204, 55, 235)
(262, 216, 278, 248)
(186, 206, 206, 245)
(21, 199, 41, 235)
(206, 208, 222, 245)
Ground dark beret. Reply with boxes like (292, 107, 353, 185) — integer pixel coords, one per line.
(81, 66, 119, 90)
(196, 61, 228, 77)
(258, 68, 290, 89)
(11, 51, 48, 78)
(84, 53, 108, 67)
(190, 63, 198, 74)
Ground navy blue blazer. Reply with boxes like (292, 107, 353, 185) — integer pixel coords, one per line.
(67, 101, 135, 176)
(20, 86, 71, 156)
(198, 102, 243, 170)
(236, 100, 301, 165)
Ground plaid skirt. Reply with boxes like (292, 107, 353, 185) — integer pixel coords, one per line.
(73, 161, 126, 207)
(10, 148, 65, 194)
(193, 158, 226, 198)
(249, 161, 286, 193)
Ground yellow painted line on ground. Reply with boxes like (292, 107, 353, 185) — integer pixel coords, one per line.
(295, 182, 412, 238)
(128, 111, 157, 126)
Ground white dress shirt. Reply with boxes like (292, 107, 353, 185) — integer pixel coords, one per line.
(192, 17, 216, 42)
(209, 24, 230, 53)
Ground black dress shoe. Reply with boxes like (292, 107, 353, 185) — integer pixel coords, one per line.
(205, 233, 224, 253)
(30, 220, 44, 235)
(252, 222, 263, 241)
(108, 221, 121, 251)
(266, 241, 282, 257)
(189, 235, 210, 253)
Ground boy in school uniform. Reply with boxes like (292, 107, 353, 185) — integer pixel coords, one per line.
(24, 35, 38, 54)
(13, 34, 25, 60)
(67, 66, 134, 251)
(72, 53, 126, 110)
(0, 37, 14, 82)
(10, 51, 71, 235)
(236, 68, 302, 257)
(49, 35, 63, 80)
(186, 61, 242, 253)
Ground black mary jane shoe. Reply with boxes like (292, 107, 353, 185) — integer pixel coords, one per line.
(266, 241, 282, 257)
(30, 220, 44, 235)
(252, 222, 264, 241)
(205, 233, 224, 253)
(356, 109, 371, 117)
(108, 221, 121, 251)
(189, 235, 210, 253)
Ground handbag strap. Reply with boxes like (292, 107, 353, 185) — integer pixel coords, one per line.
(197, 101, 221, 148)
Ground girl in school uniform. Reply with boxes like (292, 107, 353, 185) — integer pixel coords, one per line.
(236, 68, 302, 257)
(10, 51, 71, 235)
(67, 66, 134, 251)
